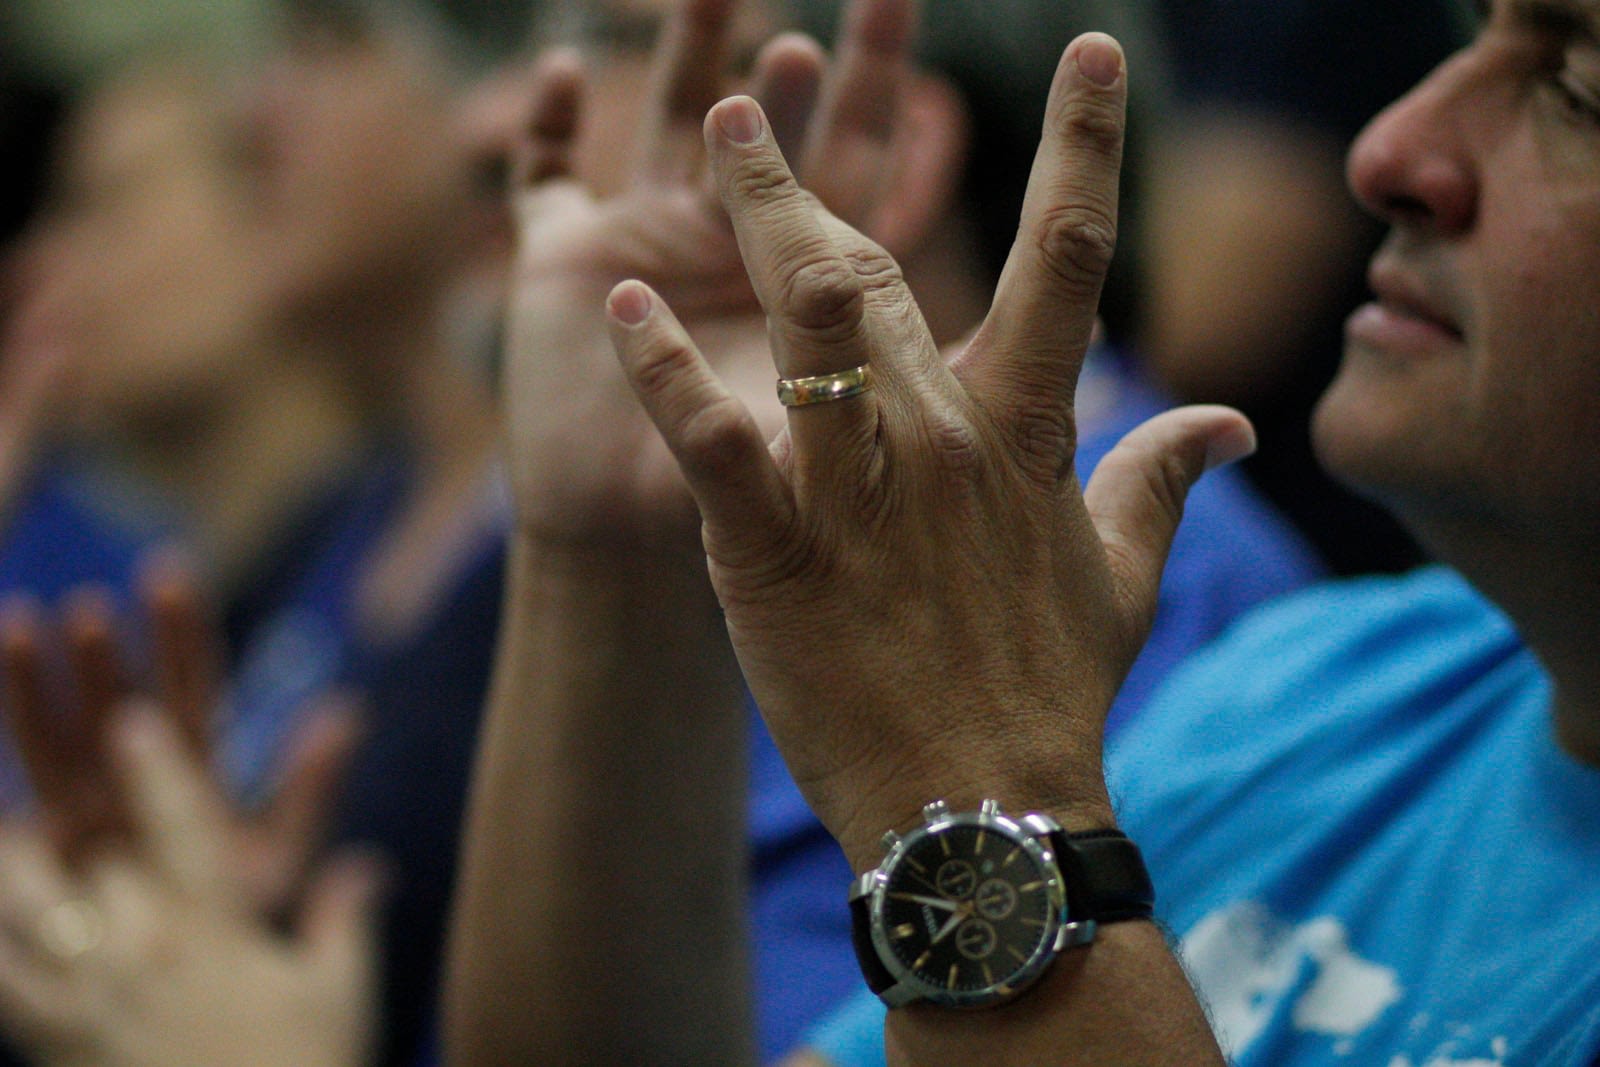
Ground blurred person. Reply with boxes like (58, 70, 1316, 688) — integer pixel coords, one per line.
(0, 3, 530, 1059)
(0, 45, 152, 620)
(0, 704, 380, 1067)
(0, 562, 375, 1067)
(1137, 0, 1467, 575)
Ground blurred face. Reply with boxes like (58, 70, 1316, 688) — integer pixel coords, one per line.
(238, 4, 512, 315)
(4, 65, 272, 429)
(1315, 0, 1600, 554)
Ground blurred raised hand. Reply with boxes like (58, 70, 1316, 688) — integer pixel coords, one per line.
(447, 4, 925, 1062)
(503, 0, 920, 549)
(0, 554, 363, 916)
(0, 701, 381, 1067)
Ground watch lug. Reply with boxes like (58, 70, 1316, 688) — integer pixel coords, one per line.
(849, 868, 880, 903)
(1054, 918, 1097, 951)
(879, 829, 902, 853)
(1018, 811, 1063, 838)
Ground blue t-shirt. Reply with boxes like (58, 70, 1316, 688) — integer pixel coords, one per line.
(0, 465, 150, 605)
(0, 463, 159, 805)
(1108, 567, 1600, 1065)
(790, 353, 1323, 1065)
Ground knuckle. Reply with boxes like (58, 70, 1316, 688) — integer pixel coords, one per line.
(925, 409, 985, 481)
(1012, 407, 1078, 481)
(627, 333, 698, 399)
(842, 242, 904, 294)
(780, 254, 865, 339)
(1139, 445, 1195, 528)
(675, 395, 756, 472)
(726, 152, 797, 209)
(1053, 96, 1125, 156)
(1034, 203, 1118, 295)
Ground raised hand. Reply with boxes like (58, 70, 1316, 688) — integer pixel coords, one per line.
(605, 36, 1255, 870)
(0, 702, 381, 1067)
(503, 0, 918, 549)
(0, 557, 362, 916)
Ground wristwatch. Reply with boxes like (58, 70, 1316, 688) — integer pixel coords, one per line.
(849, 798, 1154, 1008)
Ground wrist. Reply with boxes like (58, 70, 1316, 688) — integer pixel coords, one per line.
(835, 772, 1117, 875)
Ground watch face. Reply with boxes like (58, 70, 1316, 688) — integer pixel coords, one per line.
(871, 811, 1065, 1006)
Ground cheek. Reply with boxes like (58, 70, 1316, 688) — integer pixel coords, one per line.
(1465, 236, 1600, 518)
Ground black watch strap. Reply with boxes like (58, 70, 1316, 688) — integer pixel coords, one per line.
(1052, 828, 1155, 923)
(849, 892, 896, 994)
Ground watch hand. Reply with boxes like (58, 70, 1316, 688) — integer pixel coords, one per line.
(886, 892, 960, 913)
(931, 901, 975, 944)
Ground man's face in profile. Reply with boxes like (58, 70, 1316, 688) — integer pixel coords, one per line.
(1313, 0, 1600, 555)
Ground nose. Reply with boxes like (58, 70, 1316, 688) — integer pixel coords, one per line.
(1346, 48, 1480, 235)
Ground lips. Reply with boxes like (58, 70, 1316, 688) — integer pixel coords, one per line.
(1346, 259, 1465, 357)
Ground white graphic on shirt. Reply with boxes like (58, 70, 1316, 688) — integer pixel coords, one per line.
(1386, 1034, 1508, 1067)
(1180, 902, 1402, 1056)
(1182, 904, 1515, 1063)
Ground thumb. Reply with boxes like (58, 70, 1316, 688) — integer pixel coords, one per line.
(1083, 404, 1256, 633)
(298, 849, 388, 1001)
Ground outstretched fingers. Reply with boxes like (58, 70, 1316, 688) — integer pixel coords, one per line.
(138, 552, 220, 759)
(0, 600, 75, 819)
(104, 702, 235, 908)
(247, 697, 365, 914)
(963, 34, 1128, 459)
(297, 849, 386, 1005)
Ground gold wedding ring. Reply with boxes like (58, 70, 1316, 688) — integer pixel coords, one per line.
(776, 363, 873, 407)
(36, 899, 103, 964)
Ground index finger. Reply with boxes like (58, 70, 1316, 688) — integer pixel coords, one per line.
(962, 34, 1127, 426)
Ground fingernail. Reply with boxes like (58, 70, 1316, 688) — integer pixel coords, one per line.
(715, 97, 763, 144)
(1075, 35, 1123, 88)
(608, 282, 652, 326)
(1204, 421, 1258, 471)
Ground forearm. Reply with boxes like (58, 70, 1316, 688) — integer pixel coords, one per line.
(443, 532, 754, 1066)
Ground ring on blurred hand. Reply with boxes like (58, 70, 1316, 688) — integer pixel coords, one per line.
(776, 363, 873, 407)
(36, 899, 102, 964)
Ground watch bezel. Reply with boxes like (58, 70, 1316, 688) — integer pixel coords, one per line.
(859, 802, 1078, 1008)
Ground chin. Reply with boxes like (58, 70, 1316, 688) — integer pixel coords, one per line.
(1312, 345, 1461, 495)
(1310, 368, 1402, 496)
